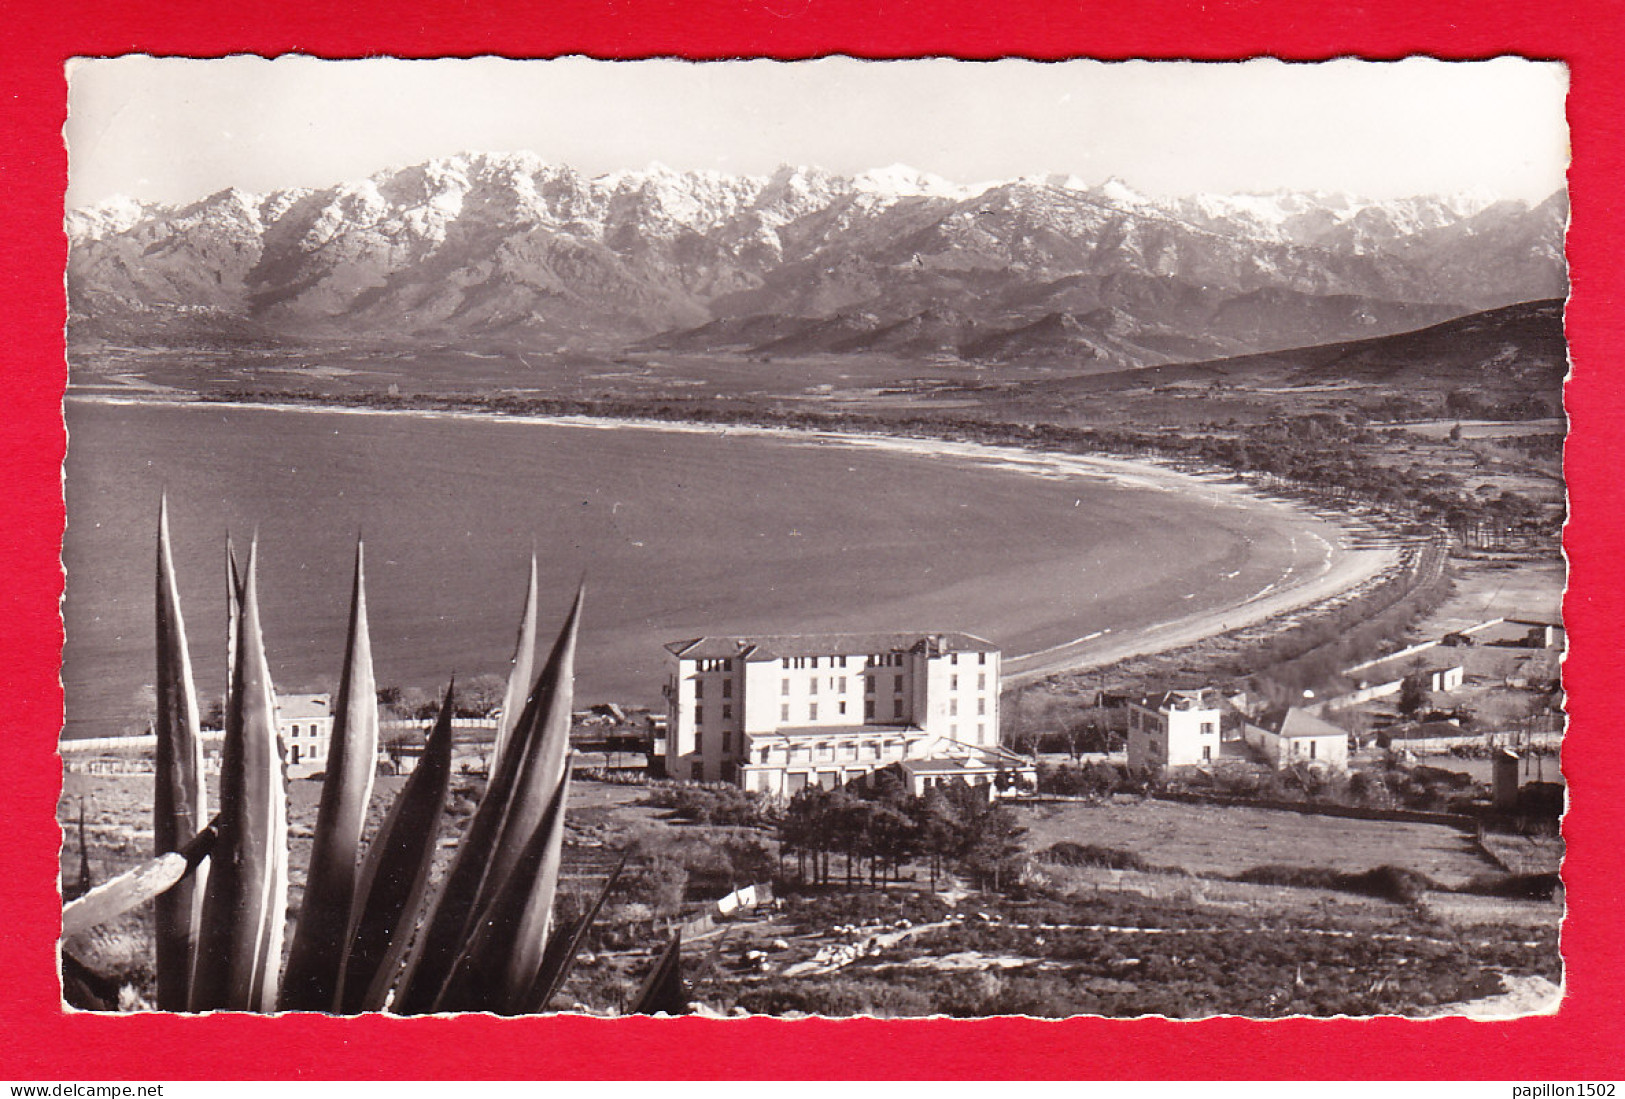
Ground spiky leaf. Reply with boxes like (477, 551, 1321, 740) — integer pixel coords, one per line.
(224, 534, 241, 712)
(282, 541, 380, 1010)
(191, 541, 288, 1012)
(338, 682, 457, 1014)
(524, 852, 628, 1013)
(434, 760, 572, 1014)
(392, 587, 581, 1013)
(629, 931, 687, 1016)
(491, 555, 538, 773)
(153, 496, 208, 1010)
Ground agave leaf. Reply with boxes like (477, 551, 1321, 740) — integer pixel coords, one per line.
(69, 799, 93, 902)
(629, 931, 687, 1016)
(434, 760, 572, 1014)
(224, 533, 241, 712)
(281, 540, 380, 1011)
(191, 540, 288, 1012)
(392, 586, 581, 1014)
(491, 554, 538, 773)
(469, 585, 579, 923)
(63, 822, 217, 939)
(153, 496, 208, 1010)
(524, 851, 629, 1013)
(338, 682, 457, 1014)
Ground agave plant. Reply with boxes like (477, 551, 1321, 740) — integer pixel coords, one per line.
(64, 507, 688, 1015)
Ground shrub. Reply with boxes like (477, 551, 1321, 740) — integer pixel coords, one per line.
(1040, 842, 1150, 871)
(1234, 863, 1438, 903)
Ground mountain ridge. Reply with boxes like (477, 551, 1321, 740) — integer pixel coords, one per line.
(68, 153, 1568, 370)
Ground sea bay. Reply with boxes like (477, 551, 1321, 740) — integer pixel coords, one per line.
(62, 396, 1333, 739)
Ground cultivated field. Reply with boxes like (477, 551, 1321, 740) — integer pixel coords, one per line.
(1014, 796, 1498, 887)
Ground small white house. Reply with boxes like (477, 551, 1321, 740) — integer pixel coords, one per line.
(1243, 706, 1349, 773)
(1127, 688, 1223, 775)
(277, 692, 334, 779)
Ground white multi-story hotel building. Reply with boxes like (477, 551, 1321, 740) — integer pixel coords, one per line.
(663, 631, 1030, 797)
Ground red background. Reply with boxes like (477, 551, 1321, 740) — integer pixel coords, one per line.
(3, 0, 1621, 1079)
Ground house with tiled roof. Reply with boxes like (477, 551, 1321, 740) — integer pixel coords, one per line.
(662, 631, 1028, 797)
(1243, 706, 1350, 772)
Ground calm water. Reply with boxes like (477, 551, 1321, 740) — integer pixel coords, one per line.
(62, 398, 1290, 738)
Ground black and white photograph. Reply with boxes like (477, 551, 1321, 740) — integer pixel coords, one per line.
(59, 56, 1568, 1018)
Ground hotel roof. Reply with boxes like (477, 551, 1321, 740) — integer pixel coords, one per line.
(665, 631, 998, 661)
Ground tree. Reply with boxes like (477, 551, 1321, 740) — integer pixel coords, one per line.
(460, 674, 508, 718)
(916, 788, 962, 891)
(1398, 672, 1431, 719)
(955, 791, 1027, 892)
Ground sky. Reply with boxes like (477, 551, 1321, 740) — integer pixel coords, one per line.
(65, 56, 1569, 209)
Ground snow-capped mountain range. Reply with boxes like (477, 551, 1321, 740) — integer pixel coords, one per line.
(67, 152, 1567, 370)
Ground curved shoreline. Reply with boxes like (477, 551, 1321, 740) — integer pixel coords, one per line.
(66, 390, 1401, 686)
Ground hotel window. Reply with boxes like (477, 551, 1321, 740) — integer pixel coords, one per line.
(949, 699, 958, 716)
(838, 701, 847, 715)
(838, 655, 847, 668)
(809, 703, 818, 721)
(865, 675, 876, 694)
(695, 732, 704, 752)
(865, 700, 875, 719)
(894, 674, 903, 692)
(978, 698, 986, 716)
(695, 706, 704, 725)
(782, 678, 790, 695)
(978, 673, 986, 690)
(760, 748, 770, 763)
(809, 678, 818, 695)
(893, 699, 903, 719)
(695, 680, 704, 699)
(950, 653, 959, 665)
(290, 725, 299, 737)
(723, 731, 732, 753)
(722, 704, 733, 720)
(977, 723, 986, 741)
(722, 679, 732, 698)
(950, 723, 958, 737)
(781, 704, 790, 722)
(838, 676, 846, 692)
(950, 675, 958, 689)
(978, 652, 987, 665)
(1201, 722, 1214, 735)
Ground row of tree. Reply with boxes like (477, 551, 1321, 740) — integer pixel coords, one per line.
(778, 770, 1028, 893)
